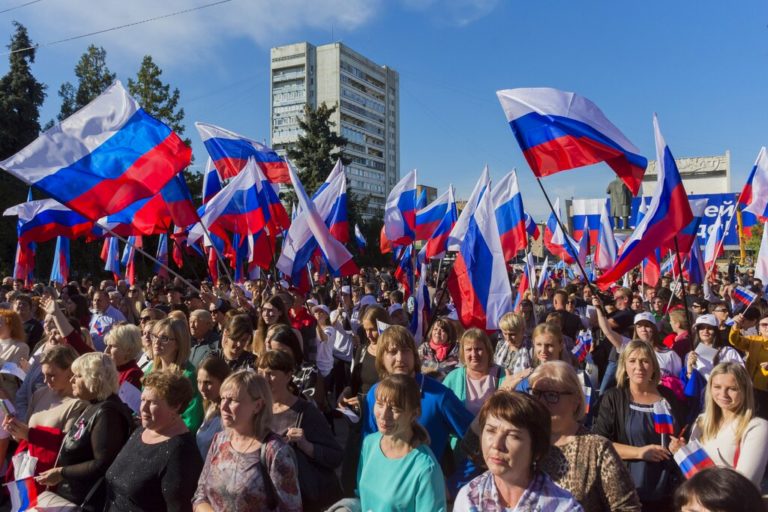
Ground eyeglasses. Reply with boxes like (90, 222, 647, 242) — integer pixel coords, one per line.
(529, 389, 573, 405)
(151, 334, 175, 344)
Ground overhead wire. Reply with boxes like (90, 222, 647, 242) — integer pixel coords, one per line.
(0, 0, 43, 14)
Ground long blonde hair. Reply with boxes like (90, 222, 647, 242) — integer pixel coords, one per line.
(696, 363, 755, 444)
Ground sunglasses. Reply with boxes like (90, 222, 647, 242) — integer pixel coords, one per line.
(529, 389, 573, 405)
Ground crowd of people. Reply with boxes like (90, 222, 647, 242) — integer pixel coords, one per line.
(0, 261, 765, 511)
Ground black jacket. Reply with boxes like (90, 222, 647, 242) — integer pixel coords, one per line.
(593, 385, 685, 444)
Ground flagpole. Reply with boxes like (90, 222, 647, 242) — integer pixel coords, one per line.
(98, 226, 201, 294)
(534, 178, 594, 290)
(197, 222, 235, 286)
(673, 236, 693, 332)
(169, 235, 203, 283)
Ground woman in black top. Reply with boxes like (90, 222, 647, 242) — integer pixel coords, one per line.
(35, 353, 133, 511)
(105, 369, 203, 512)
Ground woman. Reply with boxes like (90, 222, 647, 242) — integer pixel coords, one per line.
(193, 370, 302, 512)
(673, 467, 766, 512)
(0, 308, 30, 368)
(493, 312, 532, 376)
(196, 355, 231, 458)
(253, 296, 293, 358)
(454, 390, 582, 511)
(362, 326, 475, 496)
(670, 363, 768, 487)
(258, 350, 343, 511)
(684, 314, 743, 383)
(35, 353, 133, 511)
(103, 323, 144, 389)
(593, 340, 683, 511)
(533, 361, 641, 511)
(104, 369, 203, 511)
(358, 374, 447, 511)
(662, 310, 690, 361)
(726, 312, 768, 417)
(631, 296, 645, 314)
(311, 304, 336, 387)
(444, 328, 506, 416)
(138, 318, 157, 372)
(149, 318, 205, 432)
(65, 294, 91, 329)
(3, 345, 86, 483)
(211, 314, 256, 371)
(417, 317, 459, 380)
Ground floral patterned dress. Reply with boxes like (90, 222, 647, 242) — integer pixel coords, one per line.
(193, 429, 301, 512)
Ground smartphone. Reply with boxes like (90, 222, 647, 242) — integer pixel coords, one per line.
(0, 400, 13, 418)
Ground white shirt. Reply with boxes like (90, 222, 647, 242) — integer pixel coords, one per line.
(89, 305, 126, 351)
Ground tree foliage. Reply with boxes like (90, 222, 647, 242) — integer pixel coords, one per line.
(0, 22, 46, 275)
(57, 45, 116, 121)
(286, 103, 348, 196)
(127, 56, 188, 142)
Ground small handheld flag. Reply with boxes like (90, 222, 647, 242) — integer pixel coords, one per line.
(674, 440, 715, 479)
(583, 386, 592, 414)
(733, 286, 758, 307)
(5, 477, 38, 512)
(652, 400, 675, 435)
(572, 330, 593, 363)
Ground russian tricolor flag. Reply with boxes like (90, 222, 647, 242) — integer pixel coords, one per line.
(755, 221, 768, 290)
(447, 182, 513, 330)
(102, 236, 121, 282)
(652, 400, 675, 435)
(594, 202, 618, 271)
(50, 236, 70, 285)
(513, 253, 535, 311)
(322, 170, 349, 243)
(493, 170, 528, 261)
(415, 188, 451, 241)
(596, 115, 693, 289)
(703, 213, 724, 272)
(5, 477, 38, 512)
(394, 245, 415, 299)
(665, 198, 708, 256)
(536, 256, 550, 294)
(384, 169, 418, 247)
(121, 236, 141, 285)
(419, 186, 458, 260)
(4, 199, 93, 243)
(497, 87, 647, 195)
(1, 81, 190, 221)
(355, 223, 367, 253)
(410, 263, 431, 344)
(686, 238, 706, 285)
(570, 199, 604, 242)
(202, 158, 223, 205)
(195, 122, 290, 183)
(155, 233, 169, 279)
(739, 147, 768, 221)
(524, 212, 541, 240)
(544, 198, 578, 264)
(448, 165, 490, 251)
(733, 286, 758, 307)
(674, 441, 715, 479)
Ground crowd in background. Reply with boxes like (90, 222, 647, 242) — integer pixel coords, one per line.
(0, 259, 765, 511)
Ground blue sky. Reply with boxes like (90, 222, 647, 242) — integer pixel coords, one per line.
(4, 0, 768, 219)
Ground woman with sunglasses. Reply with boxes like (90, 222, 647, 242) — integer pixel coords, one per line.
(532, 362, 640, 511)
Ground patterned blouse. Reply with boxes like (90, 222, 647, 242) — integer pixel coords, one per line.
(454, 470, 583, 512)
(417, 342, 460, 380)
(493, 341, 532, 375)
(193, 429, 301, 512)
(539, 428, 641, 512)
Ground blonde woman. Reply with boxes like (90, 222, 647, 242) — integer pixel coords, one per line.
(493, 312, 532, 376)
(193, 370, 301, 512)
(670, 362, 768, 487)
(149, 318, 204, 432)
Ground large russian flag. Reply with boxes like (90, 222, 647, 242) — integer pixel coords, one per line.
(596, 115, 692, 289)
(1, 81, 190, 220)
(415, 188, 451, 241)
(448, 165, 490, 251)
(384, 169, 418, 246)
(570, 198, 605, 242)
(741, 147, 768, 221)
(322, 171, 349, 243)
(4, 199, 93, 243)
(497, 88, 647, 195)
(195, 122, 290, 183)
(492, 170, 528, 261)
(446, 180, 513, 330)
(664, 198, 708, 256)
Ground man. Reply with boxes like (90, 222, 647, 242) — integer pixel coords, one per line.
(208, 298, 231, 333)
(185, 291, 205, 312)
(551, 289, 583, 341)
(189, 310, 221, 367)
(13, 294, 43, 350)
(89, 290, 126, 351)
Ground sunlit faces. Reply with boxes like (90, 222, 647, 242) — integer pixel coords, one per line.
(634, 321, 656, 343)
(69, 370, 92, 400)
(696, 325, 717, 345)
(220, 384, 263, 432)
(197, 368, 224, 403)
(139, 387, 179, 431)
(463, 338, 489, 373)
(481, 415, 534, 479)
(92, 292, 109, 314)
(151, 330, 178, 361)
(710, 373, 743, 414)
(42, 363, 72, 396)
(222, 332, 249, 360)
(533, 332, 562, 363)
(431, 325, 449, 345)
(373, 395, 416, 437)
(104, 340, 131, 367)
(501, 328, 523, 349)
(382, 345, 415, 376)
(530, 378, 578, 430)
(625, 349, 654, 385)
(261, 304, 279, 325)
(362, 320, 379, 344)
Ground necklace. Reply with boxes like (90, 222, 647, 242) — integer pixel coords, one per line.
(232, 433, 257, 491)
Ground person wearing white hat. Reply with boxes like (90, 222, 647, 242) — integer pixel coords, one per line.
(684, 314, 744, 382)
(311, 305, 336, 382)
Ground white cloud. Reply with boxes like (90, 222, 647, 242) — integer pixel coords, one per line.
(18, 0, 382, 66)
(399, 0, 500, 26)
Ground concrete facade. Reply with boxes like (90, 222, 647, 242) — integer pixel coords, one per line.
(270, 42, 400, 218)
(641, 151, 730, 196)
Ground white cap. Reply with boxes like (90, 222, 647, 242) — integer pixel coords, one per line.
(634, 312, 657, 326)
(694, 314, 718, 329)
(312, 304, 331, 316)
(341, 285, 351, 295)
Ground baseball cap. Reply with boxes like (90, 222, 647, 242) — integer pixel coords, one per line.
(694, 314, 718, 329)
(634, 312, 657, 326)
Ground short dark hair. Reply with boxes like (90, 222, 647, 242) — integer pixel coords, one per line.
(257, 349, 296, 375)
(478, 390, 551, 468)
(673, 467, 765, 512)
(266, 325, 303, 364)
(142, 369, 195, 413)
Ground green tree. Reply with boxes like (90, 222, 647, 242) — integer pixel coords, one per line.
(0, 22, 46, 275)
(57, 45, 116, 121)
(286, 103, 348, 196)
(127, 55, 189, 146)
(745, 220, 763, 256)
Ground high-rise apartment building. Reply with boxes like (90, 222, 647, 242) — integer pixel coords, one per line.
(270, 42, 400, 217)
